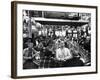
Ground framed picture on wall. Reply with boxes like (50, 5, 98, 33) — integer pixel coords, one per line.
(11, 1, 98, 78)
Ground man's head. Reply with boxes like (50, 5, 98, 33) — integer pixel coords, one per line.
(28, 43, 33, 48)
(60, 41, 65, 48)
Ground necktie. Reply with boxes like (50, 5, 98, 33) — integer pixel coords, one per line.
(61, 49, 65, 60)
(28, 48, 32, 57)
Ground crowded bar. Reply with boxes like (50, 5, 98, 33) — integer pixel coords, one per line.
(23, 10, 91, 69)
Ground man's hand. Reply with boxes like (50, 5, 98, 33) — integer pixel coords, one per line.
(56, 58, 66, 61)
(28, 57, 32, 59)
(23, 56, 32, 60)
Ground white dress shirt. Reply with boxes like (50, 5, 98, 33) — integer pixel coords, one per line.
(56, 47, 72, 61)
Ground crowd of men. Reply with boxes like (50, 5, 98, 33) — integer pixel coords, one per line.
(23, 11, 91, 69)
